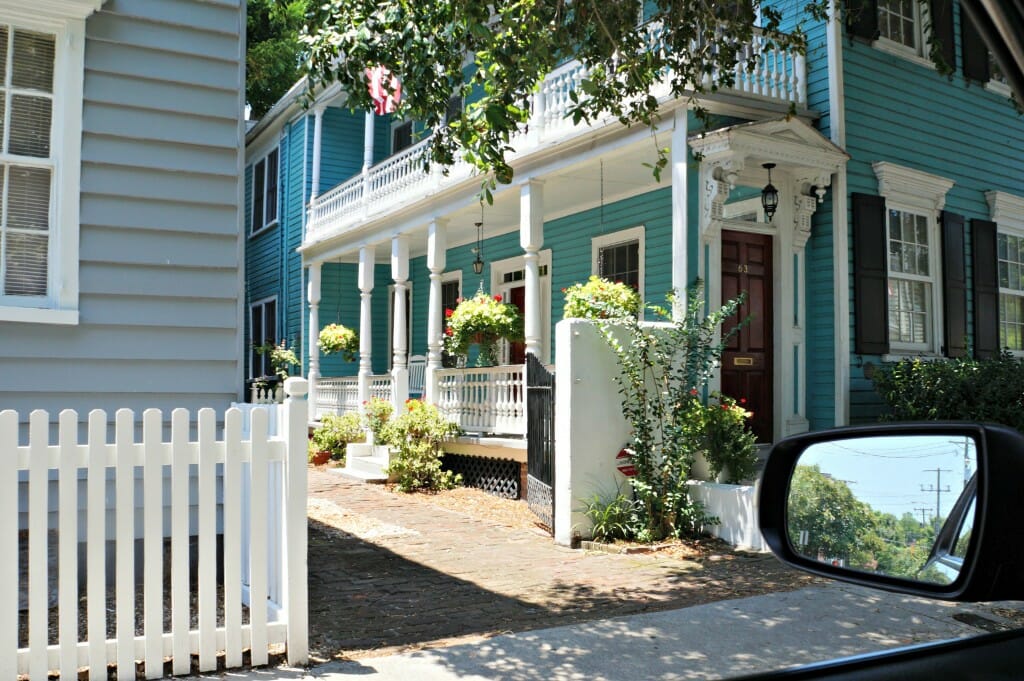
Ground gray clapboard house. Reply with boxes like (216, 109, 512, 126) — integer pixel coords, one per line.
(0, 0, 245, 425)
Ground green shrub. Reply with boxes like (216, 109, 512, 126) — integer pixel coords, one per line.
(580, 489, 640, 542)
(871, 353, 1024, 432)
(382, 400, 463, 492)
(562, 276, 641, 320)
(310, 412, 364, 462)
(362, 397, 394, 443)
(596, 283, 743, 541)
(701, 392, 759, 484)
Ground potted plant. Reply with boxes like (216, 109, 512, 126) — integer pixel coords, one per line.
(318, 323, 359, 361)
(701, 392, 759, 484)
(562, 275, 641, 320)
(254, 340, 300, 402)
(309, 412, 365, 465)
(443, 290, 523, 366)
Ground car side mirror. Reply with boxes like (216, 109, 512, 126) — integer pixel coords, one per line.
(759, 423, 1024, 602)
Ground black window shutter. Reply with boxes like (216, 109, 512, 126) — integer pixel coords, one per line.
(847, 0, 880, 41)
(941, 211, 967, 357)
(929, 0, 956, 71)
(972, 219, 1000, 358)
(846, 0, 879, 41)
(853, 193, 889, 355)
(960, 6, 991, 82)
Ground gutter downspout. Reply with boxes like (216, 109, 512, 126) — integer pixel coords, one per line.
(827, 0, 850, 427)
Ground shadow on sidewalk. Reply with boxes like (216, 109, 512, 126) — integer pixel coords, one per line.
(306, 517, 814, 662)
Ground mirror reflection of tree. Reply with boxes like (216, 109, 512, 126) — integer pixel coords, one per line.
(788, 465, 951, 583)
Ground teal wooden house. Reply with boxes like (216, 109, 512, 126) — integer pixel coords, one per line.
(243, 0, 1023, 462)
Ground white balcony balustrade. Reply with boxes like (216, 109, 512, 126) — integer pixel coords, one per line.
(305, 27, 806, 245)
(314, 374, 393, 421)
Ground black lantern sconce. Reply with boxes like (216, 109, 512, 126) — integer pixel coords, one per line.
(761, 162, 779, 223)
(472, 203, 485, 275)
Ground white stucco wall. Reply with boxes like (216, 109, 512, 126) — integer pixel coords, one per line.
(553, 320, 632, 546)
(553, 318, 768, 550)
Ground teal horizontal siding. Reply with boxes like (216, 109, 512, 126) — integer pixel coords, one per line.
(842, 3, 1024, 422)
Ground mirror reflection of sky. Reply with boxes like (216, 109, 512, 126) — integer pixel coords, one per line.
(799, 435, 977, 521)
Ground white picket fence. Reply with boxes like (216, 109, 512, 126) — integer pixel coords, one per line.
(0, 378, 310, 679)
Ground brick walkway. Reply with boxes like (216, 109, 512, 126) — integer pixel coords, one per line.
(306, 468, 815, 662)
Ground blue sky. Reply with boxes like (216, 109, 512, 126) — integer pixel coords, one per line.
(797, 435, 977, 522)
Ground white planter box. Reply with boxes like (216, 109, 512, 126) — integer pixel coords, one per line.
(688, 480, 768, 552)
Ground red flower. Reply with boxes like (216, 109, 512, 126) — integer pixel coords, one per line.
(493, 294, 502, 302)
(445, 308, 454, 318)
(444, 327, 453, 336)
(739, 398, 747, 404)
(689, 389, 698, 396)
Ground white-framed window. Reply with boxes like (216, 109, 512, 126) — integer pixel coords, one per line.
(592, 225, 645, 295)
(391, 120, 413, 154)
(873, 162, 953, 356)
(997, 232, 1024, 352)
(0, 12, 87, 325)
(250, 147, 279, 235)
(886, 208, 935, 350)
(987, 54, 1012, 97)
(873, 0, 933, 66)
(989, 191, 1024, 354)
(249, 297, 277, 379)
(440, 271, 461, 368)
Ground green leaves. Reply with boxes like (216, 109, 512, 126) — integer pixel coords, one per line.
(591, 283, 745, 540)
(300, 0, 827, 187)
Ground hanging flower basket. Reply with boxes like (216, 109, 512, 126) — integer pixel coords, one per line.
(318, 323, 359, 361)
(443, 292, 523, 367)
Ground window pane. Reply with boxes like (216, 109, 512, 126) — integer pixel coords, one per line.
(999, 234, 1008, 260)
(265, 149, 278, 225)
(598, 240, 640, 292)
(251, 159, 265, 232)
(0, 27, 8, 84)
(11, 30, 54, 92)
(9, 95, 51, 157)
(4, 230, 47, 296)
(1000, 294, 1024, 351)
(7, 165, 50, 230)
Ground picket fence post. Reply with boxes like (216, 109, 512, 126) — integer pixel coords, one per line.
(282, 377, 309, 665)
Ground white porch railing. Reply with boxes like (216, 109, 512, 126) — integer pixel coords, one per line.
(1, 381, 309, 679)
(314, 374, 393, 420)
(435, 365, 527, 436)
(306, 26, 805, 243)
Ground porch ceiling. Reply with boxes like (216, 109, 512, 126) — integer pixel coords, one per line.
(323, 132, 672, 265)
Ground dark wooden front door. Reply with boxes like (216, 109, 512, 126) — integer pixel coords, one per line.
(721, 230, 773, 443)
(508, 285, 526, 365)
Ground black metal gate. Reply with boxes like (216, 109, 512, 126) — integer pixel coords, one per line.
(526, 354, 555, 532)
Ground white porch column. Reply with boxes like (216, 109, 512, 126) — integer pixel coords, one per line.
(307, 262, 322, 414)
(391, 235, 410, 411)
(520, 179, 544, 358)
(671, 107, 688, 320)
(310, 106, 325, 204)
(362, 111, 375, 215)
(357, 245, 375, 409)
(426, 219, 448, 403)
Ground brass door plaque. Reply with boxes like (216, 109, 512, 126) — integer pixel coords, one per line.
(733, 357, 754, 366)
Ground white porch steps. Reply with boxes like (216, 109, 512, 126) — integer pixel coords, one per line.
(336, 443, 392, 483)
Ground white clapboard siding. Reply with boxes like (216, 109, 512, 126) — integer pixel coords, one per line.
(0, 379, 310, 678)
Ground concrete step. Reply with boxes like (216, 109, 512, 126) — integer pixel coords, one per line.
(346, 454, 390, 478)
(333, 466, 389, 483)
